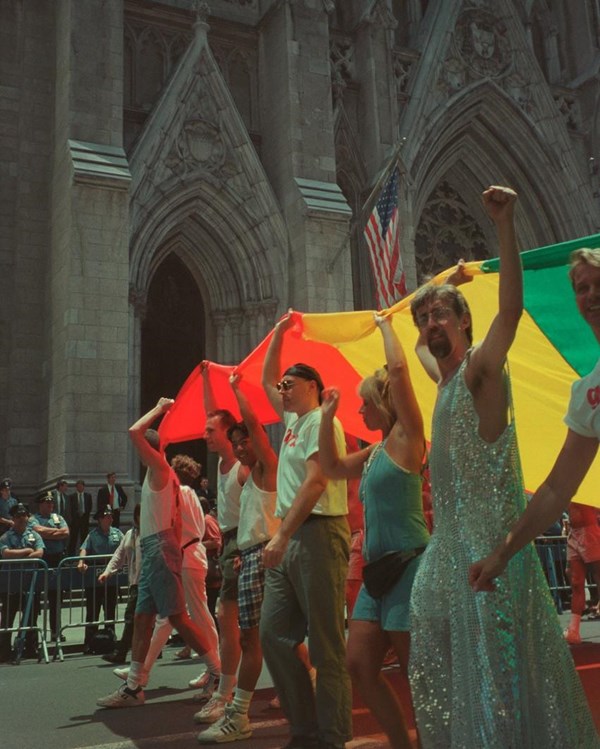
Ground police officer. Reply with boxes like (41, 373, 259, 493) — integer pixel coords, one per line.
(78, 506, 124, 653)
(31, 491, 69, 639)
(0, 479, 18, 532)
(0, 503, 44, 661)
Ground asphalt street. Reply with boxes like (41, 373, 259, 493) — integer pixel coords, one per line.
(1, 612, 598, 749)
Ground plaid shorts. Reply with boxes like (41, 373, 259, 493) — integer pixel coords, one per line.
(238, 542, 267, 629)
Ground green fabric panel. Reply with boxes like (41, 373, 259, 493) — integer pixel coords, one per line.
(481, 232, 600, 273)
(479, 233, 600, 376)
(523, 265, 598, 377)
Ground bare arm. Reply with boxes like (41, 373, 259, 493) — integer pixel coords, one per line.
(263, 455, 328, 568)
(200, 360, 218, 414)
(376, 314, 424, 472)
(128, 397, 173, 487)
(262, 311, 296, 419)
(98, 536, 128, 582)
(469, 186, 522, 379)
(2, 547, 42, 559)
(32, 524, 69, 541)
(469, 429, 598, 591)
(230, 373, 278, 477)
(319, 388, 371, 479)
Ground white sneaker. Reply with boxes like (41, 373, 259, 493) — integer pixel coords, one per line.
(564, 627, 582, 645)
(194, 694, 227, 724)
(197, 704, 252, 743)
(192, 672, 220, 703)
(113, 666, 148, 688)
(97, 684, 145, 708)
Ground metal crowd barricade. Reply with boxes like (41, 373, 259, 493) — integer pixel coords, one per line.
(54, 554, 129, 661)
(0, 558, 50, 664)
(535, 535, 569, 613)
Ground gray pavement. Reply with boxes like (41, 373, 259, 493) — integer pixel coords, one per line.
(1, 612, 598, 749)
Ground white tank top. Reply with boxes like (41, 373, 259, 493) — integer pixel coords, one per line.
(237, 472, 279, 550)
(216, 459, 243, 533)
(139, 470, 179, 540)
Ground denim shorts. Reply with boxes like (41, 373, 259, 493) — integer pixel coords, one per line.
(136, 528, 186, 618)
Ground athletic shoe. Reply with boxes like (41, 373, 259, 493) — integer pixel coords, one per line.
(113, 667, 148, 688)
(194, 694, 227, 724)
(563, 627, 582, 645)
(197, 704, 252, 743)
(96, 684, 145, 708)
(192, 672, 220, 703)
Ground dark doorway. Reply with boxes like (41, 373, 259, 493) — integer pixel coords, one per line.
(141, 252, 207, 481)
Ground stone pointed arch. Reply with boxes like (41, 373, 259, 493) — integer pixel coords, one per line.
(128, 16, 288, 366)
(410, 81, 597, 254)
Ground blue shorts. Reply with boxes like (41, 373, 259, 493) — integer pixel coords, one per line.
(352, 554, 421, 632)
(238, 542, 267, 629)
(136, 528, 186, 618)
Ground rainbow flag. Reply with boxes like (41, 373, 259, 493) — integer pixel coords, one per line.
(159, 234, 600, 506)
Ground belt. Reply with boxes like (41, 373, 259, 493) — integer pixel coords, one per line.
(303, 513, 338, 523)
(181, 537, 200, 552)
(222, 528, 238, 542)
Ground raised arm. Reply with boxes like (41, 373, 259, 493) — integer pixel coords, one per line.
(262, 311, 296, 419)
(128, 397, 173, 486)
(200, 360, 218, 414)
(230, 373, 278, 473)
(376, 314, 424, 471)
(319, 388, 370, 479)
(470, 186, 522, 376)
(469, 429, 598, 591)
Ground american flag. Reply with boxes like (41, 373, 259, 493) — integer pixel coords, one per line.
(363, 166, 406, 309)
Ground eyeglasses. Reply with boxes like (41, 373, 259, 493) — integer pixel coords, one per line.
(276, 379, 296, 392)
(415, 306, 454, 329)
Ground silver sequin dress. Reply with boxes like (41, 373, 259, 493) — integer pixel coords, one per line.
(409, 357, 599, 748)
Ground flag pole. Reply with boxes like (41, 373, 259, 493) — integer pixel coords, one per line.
(359, 137, 407, 222)
(325, 138, 407, 274)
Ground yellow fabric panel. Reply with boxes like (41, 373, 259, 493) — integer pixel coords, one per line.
(301, 270, 600, 507)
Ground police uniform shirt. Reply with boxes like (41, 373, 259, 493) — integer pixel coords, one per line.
(31, 513, 68, 556)
(0, 526, 45, 554)
(81, 526, 124, 557)
(0, 496, 18, 521)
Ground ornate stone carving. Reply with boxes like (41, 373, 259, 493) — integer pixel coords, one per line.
(504, 71, 533, 113)
(553, 88, 581, 132)
(454, 7, 511, 79)
(362, 0, 398, 30)
(392, 49, 419, 98)
(330, 36, 354, 103)
(164, 63, 230, 179)
(415, 181, 488, 283)
(193, 1, 211, 23)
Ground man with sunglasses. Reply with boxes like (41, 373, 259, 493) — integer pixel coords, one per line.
(260, 322, 350, 749)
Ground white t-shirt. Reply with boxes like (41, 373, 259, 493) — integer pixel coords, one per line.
(216, 459, 243, 533)
(276, 408, 348, 519)
(237, 472, 279, 550)
(564, 357, 600, 440)
(179, 485, 207, 570)
(139, 470, 179, 540)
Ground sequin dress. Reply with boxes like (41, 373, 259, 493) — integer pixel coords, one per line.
(409, 357, 600, 748)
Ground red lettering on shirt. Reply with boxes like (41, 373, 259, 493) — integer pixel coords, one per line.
(588, 386, 600, 409)
(283, 428, 298, 448)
